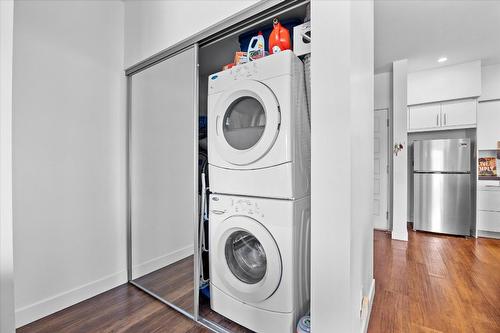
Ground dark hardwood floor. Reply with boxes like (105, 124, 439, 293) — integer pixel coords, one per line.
(17, 283, 209, 333)
(132, 256, 252, 333)
(18, 230, 500, 332)
(18, 255, 250, 333)
(368, 229, 500, 333)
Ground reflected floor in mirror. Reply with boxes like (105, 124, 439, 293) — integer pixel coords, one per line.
(133, 256, 195, 314)
(134, 255, 253, 333)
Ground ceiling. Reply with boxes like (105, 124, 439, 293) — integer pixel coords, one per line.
(375, 0, 500, 73)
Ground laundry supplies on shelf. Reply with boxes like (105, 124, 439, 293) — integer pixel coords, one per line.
(247, 31, 266, 61)
(269, 18, 291, 54)
(233, 51, 248, 65)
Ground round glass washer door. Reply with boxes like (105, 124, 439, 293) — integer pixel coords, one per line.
(215, 80, 280, 166)
(225, 230, 267, 284)
(214, 216, 282, 303)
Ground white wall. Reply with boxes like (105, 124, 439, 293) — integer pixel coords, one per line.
(311, 1, 374, 332)
(480, 64, 500, 102)
(124, 0, 258, 68)
(392, 59, 408, 241)
(407, 60, 481, 105)
(374, 72, 392, 110)
(12, 1, 126, 327)
(0, 0, 15, 332)
(350, 1, 375, 332)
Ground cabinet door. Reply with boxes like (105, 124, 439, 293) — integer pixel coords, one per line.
(441, 99, 476, 128)
(477, 100, 500, 149)
(478, 190, 500, 212)
(408, 103, 441, 131)
(477, 210, 500, 232)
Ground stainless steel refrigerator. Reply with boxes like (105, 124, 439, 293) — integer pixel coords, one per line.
(413, 138, 471, 236)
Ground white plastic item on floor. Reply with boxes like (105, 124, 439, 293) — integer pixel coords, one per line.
(209, 194, 310, 333)
(207, 50, 310, 200)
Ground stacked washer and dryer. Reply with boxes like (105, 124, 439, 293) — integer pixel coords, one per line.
(207, 50, 311, 333)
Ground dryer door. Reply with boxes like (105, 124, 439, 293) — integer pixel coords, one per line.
(214, 215, 282, 303)
(215, 80, 280, 166)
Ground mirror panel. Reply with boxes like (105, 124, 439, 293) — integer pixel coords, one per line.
(130, 46, 197, 315)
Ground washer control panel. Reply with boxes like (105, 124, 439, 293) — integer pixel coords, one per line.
(233, 198, 263, 217)
(210, 195, 264, 217)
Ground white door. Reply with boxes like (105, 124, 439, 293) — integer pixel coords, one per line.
(408, 103, 441, 131)
(441, 99, 477, 128)
(374, 109, 389, 230)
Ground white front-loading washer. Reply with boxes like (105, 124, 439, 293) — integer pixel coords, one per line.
(209, 194, 310, 333)
(208, 50, 310, 200)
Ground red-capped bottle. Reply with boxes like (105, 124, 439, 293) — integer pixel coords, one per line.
(269, 18, 291, 54)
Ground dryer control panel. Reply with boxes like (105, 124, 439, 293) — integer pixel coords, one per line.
(229, 62, 259, 80)
(208, 62, 259, 92)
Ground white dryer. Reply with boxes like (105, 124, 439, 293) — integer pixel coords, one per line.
(208, 50, 310, 200)
(209, 194, 310, 333)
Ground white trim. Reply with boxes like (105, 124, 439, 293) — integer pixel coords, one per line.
(361, 279, 376, 333)
(132, 245, 194, 280)
(392, 230, 409, 241)
(408, 124, 476, 133)
(477, 230, 500, 239)
(0, 1, 14, 332)
(392, 59, 409, 243)
(15, 270, 128, 328)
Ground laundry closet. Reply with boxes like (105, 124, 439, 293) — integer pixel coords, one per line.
(127, 1, 311, 332)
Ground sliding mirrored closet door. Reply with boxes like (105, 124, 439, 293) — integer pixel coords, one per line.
(128, 45, 198, 317)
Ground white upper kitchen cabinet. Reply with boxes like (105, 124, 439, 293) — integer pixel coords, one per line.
(441, 99, 477, 129)
(477, 100, 500, 149)
(408, 99, 477, 132)
(408, 103, 441, 131)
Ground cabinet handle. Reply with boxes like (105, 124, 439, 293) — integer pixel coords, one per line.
(444, 113, 447, 125)
(436, 114, 439, 126)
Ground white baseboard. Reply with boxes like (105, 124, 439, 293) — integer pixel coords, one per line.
(132, 245, 194, 280)
(361, 279, 376, 333)
(391, 230, 408, 241)
(477, 229, 500, 239)
(15, 270, 127, 328)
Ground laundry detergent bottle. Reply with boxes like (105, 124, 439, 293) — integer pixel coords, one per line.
(269, 18, 291, 54)
(247, 31, 265, 61)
